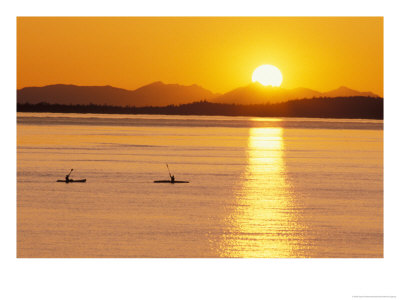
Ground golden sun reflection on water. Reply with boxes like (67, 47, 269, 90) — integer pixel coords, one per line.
(219, 127, 304, 258)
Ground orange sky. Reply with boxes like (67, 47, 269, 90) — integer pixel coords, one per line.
(17, 17, 383, 96)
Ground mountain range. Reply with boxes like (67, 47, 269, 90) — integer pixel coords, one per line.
(17, 81, 380, 107)
(214, 84, 378, 104)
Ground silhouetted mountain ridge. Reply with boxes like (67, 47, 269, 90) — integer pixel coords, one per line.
(17, 82, 219, 107)
(212, 82, 379, 104)
(17, 82, 380, 107)
(322, 86, 377, 98)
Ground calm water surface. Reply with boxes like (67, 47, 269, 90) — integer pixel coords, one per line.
(17, 113, 383, 257)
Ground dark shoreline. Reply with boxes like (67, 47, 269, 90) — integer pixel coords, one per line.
(17, 96, 384, 120)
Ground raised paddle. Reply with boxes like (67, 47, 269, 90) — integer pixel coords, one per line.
(166, 163, 172, 178)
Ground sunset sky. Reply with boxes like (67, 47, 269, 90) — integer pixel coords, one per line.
(17, 17, 383, 96)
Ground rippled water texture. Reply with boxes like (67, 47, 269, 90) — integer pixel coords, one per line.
(17, 113, 383, 257)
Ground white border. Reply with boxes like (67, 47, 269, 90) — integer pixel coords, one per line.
(3, 1, 399, 299)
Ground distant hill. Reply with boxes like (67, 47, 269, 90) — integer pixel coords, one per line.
(17, 96, 383, 120)
(17, 82, 380, 107)
(322, 86, 378, 98)
(17, 82, 219, 107)
(212, 83, 379, 105)
(213, 83, 322, 104)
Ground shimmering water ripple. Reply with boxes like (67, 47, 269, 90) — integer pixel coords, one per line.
(17, 113, 383, 257)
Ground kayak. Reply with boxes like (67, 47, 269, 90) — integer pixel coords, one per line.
(57, 179, 87, 183)
(154, 180, 189, 183)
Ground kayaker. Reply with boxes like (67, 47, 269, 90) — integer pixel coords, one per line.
(170, 175, 175, 183)
(65, 169, 73, 183)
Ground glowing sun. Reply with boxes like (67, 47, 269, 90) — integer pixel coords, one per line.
(252, 65, 283, 87)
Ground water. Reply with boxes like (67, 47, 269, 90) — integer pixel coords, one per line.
(17, 112, 383, 258)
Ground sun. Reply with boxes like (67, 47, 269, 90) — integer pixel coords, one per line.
(252, 65, 283, 87)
